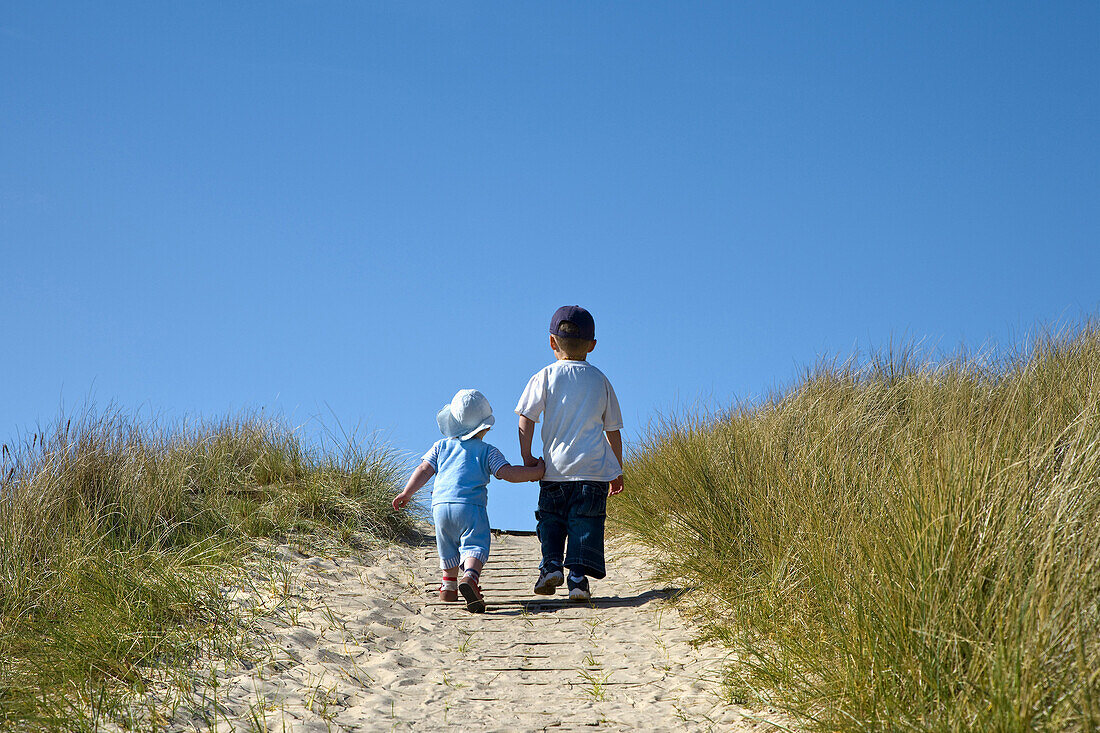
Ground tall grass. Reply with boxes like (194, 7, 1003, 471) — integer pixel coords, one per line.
(613, 327, 1100, 731)
(0, 409, 411, 729)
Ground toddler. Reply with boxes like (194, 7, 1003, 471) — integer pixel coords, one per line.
(393, 388, 544, 612)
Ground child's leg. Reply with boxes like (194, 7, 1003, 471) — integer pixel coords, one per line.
(563, 482, 608, 580)
(456, 507, 490, 613)
(535, 481, 568, 574)
(431, 501, 462, 576)
(439, 568, 459, 602)
(458, 507, 491, 573)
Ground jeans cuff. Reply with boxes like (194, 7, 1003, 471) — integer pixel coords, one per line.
(439, 554, 461, 570)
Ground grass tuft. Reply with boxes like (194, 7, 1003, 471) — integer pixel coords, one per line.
(613, 325, 1100, 731)
(0, 409, 412, 729)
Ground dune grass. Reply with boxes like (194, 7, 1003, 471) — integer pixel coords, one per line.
(613, 327, 1100, 731)
(0, 409, 412, 730)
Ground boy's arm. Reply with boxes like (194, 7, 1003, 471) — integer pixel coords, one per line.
(606, 430, 624, 496)
(518, 415, 539, 467)
(495, 458, 545, 483)
(392, 461, 436, 510)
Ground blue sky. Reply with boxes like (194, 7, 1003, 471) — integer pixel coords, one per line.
(2, 2, 1098, 529)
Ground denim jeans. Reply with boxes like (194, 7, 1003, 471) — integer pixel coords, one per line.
(535, 481, 608, 579)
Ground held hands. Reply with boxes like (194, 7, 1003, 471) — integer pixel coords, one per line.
(608, 475, 624, 496)
(523, 455, 546, 481)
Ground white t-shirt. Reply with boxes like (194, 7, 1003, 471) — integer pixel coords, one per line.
(515, 360, 624, 482)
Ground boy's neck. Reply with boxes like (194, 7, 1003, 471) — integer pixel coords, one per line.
(553, 352, 587, 362)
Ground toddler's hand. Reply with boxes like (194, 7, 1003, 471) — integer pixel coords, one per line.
(392, 491, 413, 511)
(608, 475, 624, 496)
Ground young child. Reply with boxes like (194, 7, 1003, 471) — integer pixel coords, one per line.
(393, 388, 544, 613)
(515, 305, 624, 601)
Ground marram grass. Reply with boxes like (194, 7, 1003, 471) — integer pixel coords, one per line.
(613, 327, 1100, 732)
(0, 410, 411, 730)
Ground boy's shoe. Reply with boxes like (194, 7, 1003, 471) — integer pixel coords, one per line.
(439, 578, 458, 603)
(458, 576, 486, 614)
(567, 575, 591, 602)
(533, 569, 564, 595)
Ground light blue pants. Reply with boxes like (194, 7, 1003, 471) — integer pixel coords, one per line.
(433, 502, 491, 570)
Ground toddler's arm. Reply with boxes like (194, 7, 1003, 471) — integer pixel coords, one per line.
(606, 430, 624, 496)
(495, 458, 545, 483)
(392, 461, 436, 510)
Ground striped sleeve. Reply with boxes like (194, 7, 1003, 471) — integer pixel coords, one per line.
(421, 440, 442, 470)
(486, 446, 509, 477)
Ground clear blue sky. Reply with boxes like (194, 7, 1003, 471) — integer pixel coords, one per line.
(3, 2, 1098, 529)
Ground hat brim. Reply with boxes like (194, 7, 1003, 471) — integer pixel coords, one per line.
(459, 414, 494, 440)
(436, 406, 495, 440)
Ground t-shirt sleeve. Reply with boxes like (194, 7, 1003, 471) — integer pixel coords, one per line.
(486, 446, 509, 477)
(602, 378, 624, 431)
(421, 440, 443, 470)
(514, 370, 547, 422)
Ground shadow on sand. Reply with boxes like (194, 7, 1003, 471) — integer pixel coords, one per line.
(486, 587, 687, 616)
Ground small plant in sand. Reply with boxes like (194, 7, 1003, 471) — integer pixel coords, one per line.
(440, 671, 467, 690)
(583, 615, 605, 640)
(305, 679, 341, 720)
(578, 669, 611, 702)
(456, 631, 477, 654)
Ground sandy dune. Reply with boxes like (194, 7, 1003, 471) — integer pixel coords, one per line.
(160, 531, 789, 732)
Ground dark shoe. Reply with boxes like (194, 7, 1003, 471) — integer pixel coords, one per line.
(533, 569, 564, 595)
(459, 576, 486, 613)
(567, 575, 591, 602)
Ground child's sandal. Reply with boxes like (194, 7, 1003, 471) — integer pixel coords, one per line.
(439, 577, 458, 602)
(458, 570, 485, 613)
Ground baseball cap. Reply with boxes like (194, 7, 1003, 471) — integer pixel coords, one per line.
(549, 305, 595, 341)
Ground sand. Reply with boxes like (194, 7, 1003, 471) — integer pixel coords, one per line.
(152, 531, 791, 732)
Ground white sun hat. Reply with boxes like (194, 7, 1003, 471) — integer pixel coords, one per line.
(436, 388, 495, 440)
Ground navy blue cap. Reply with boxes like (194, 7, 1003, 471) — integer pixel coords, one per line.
(549, 305, 595, 341)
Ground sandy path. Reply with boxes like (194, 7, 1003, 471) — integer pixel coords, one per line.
(167, 532, 789, 732)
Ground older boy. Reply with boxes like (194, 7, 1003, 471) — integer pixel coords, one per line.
(515, 305, 624, 601)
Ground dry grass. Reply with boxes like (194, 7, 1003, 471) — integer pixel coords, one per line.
(613, 326, 1100, 731)
(0, 409, 412, 729)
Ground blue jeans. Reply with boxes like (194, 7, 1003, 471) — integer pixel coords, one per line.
(535, 481, 608, 579)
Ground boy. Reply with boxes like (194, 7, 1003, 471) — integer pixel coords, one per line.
(515, 305, 624, 602)
(393, 388, 545, 613)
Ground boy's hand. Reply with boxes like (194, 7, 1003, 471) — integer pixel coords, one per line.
(608, 475, 624, 496)
(524, 455, 540, 468)
(392, 491, 414, 511)
(534, 457, 546, 479)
